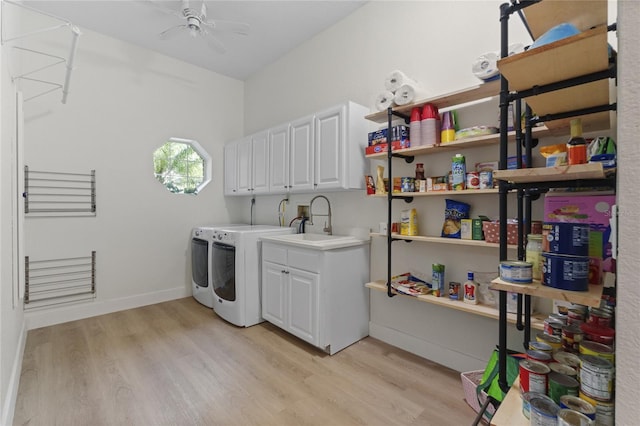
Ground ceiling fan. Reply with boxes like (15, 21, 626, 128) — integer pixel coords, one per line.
(150, 0, 250, 53)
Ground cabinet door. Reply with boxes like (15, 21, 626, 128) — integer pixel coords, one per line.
(314, 104, 345, 190)
(287, 267, 319, 346)
(236, 137, 253, 194)
(251, 131, 270, 194)
(269, 124, 290, 193)
(262, 261, 287, 329)
(223, 142, 238, 196)
(289, 115, 315, 193)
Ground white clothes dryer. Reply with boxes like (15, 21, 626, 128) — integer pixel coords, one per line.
(210, 225, 293, 327)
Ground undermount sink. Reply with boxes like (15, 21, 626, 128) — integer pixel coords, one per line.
(260, 233, 369, 250)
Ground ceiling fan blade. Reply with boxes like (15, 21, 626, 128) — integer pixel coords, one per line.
(200, 28, 227, 54)
(200, 1, 207, 21)
(202, 19, 250, 36)
(159, 24, 188, 40)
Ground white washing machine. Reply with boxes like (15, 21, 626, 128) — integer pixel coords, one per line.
(210, 225, 293, 327)
(191, 225, 245, 308)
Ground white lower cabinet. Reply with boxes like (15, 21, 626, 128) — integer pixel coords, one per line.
(261, 241, 370, 354)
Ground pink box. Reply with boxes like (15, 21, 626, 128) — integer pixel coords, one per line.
(543, 194, 616, 284)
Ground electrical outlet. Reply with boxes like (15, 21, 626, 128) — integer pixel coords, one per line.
(297, 205, 309, 219)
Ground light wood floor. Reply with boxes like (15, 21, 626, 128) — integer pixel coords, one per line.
(14, 297, 478, 426)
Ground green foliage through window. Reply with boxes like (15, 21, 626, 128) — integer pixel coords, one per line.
(153, 138, 211, 194)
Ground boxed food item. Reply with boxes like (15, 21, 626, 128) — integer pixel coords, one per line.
(368, 125, 409, 146)
(482, 220, 519, 245)
(400, 208, 418, 236)
(543, 193, 616, 284)
(365, 140, 411, 155)
(460, 219, 473, 240)
(427, 176, 449, 192)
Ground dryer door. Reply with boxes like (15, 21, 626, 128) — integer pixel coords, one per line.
(191, 238, 208, 288)
(211, 241, 236, 301)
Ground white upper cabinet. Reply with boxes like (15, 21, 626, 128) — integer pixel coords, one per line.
(315, 101, 369, 191)
(225, 101, 370, 196)
(268, 123, 290, 193)
(288, 115, 315, 193)
(223, 142, 238, 196)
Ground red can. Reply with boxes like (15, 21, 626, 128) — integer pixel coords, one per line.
(587, 308, 612, 328)
(561, 324, 584, 353)
(527, 349, 552, 364)
(519, 359, 550, 394)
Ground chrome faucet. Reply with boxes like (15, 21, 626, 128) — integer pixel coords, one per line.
(309, 195, 332, 235)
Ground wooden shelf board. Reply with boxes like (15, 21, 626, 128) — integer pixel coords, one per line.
(542, 110, 612, 134)
(522, 0, 608, 40)
(493, 163, 606, 184)
(369, 232, 517, 250)
(490, 278, 604, 308)
(490, 376, 527, 426)
(365, 80, 500, 123)
(364, 126, 550, 160)
(498, 26, 610, 92)
(368, 188, 499, 198)
(366, 281, 544, 330)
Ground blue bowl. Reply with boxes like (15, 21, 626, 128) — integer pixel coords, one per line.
(530, 23, 581, 50)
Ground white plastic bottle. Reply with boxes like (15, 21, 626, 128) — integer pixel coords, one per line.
(463, 271, 478, 305)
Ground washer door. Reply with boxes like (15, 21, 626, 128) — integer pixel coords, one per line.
(191, 238, 208, 288)
(211, 241, 236, 301)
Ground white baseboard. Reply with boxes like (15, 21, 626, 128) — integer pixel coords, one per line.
(1, 320, 27, 426)
(25, 286, 190, 330)
(368, 322, 486, 372)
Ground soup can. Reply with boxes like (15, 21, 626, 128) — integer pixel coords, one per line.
(557, 408, 595, 426)
(544, 317, 564, 337)
(579, 391, 615, 426)
(500, 260, 533, 284)
(562, 324, 584, 353)
(548, 372, 580, 404)
(541, 253, 589, 292)
(537, 332, 562, 353)
(542, 222, 590, 256)
(553, 351, 582, 371)
(550, 362, 578, 379)
(559, 395, 596, 421)
(520, 359, 550, 394)
(529, 341, 553, 354)
(580, 355, 614, 401)
(523, 392, 551, 420)
(587, 308, 612, 328)
(527, 349, 552, 364)
(579, 341, 615, 363)
(530, 395, 560, 426)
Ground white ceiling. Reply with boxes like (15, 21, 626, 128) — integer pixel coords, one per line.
(22, 0, 367, 80)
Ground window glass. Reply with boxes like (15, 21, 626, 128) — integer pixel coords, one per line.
(153, 138, 211, 194)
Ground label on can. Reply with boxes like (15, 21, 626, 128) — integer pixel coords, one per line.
(448, 281, 460, 300)
(530, 396, 560, 426)
(520, 359, 550, 394)
(466, 172, 479, 189)
(580, 355, 614, 401)
(548, 372, 579, 404)
(500, 261, 533, 283)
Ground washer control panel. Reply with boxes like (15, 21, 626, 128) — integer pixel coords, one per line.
(213, 230, 236, 245)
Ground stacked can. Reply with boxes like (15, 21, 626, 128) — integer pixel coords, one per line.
(541, 222, 590, 291)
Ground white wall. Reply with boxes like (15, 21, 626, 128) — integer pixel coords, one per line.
(8, 6, 244, 328)
(614, 0, 640, 423)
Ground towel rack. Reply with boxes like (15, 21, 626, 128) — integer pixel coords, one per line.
(24, 166, 96, 216)
(24, 251, 96, 310)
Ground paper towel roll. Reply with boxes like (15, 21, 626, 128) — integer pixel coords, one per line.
(384, 70, 418, 93)
(471, 52, 499, 81)
(394, 83, 427, 106)
(375, 91, 395, 111)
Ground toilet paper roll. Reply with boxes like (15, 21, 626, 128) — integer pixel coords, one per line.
(471, 52, 499, 81)
(394, 83, 427, 106)
(375, 91, 395, 111)
(384, 70, 419, 93)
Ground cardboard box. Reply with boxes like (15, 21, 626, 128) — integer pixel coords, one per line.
(543, 193, 616, 284)
(472, 219, 485, 240)
(460, 219, 472, 240)
(365, 140, 410, 155)
(368, 125, 409, 146)
(427, 176, 449, 192)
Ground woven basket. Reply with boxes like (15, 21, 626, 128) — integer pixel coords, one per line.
(460, 370, 496, 415)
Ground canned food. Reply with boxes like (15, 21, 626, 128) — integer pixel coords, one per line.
(527, 350, 552, 364)
(557, 408, 595, 426)
(548, 372, 580, 404)
(579, 391, 615, 426)
(562, 324, 584, 353)
(520, 359, 550, 394)
(448, 281, 460, 300)
(499, 260, 533, 284)
(580, 323, 615, 346)
(529, 341, 553, 354)
(542, 222, 590, 256)
(553, 351, 581, 370)
(537, 332, 562, 352)
(579, 341, 614, 363)
(559, 395, 596, 421)
(549, 362, 578, 378)
(544, 317, 564, 337)
(587, 308, 612, 328)
(542, 253, 590, 292)
(580, 355, 614, 401)
(523, 392, 551, 420)
(530, 395, 560, 426)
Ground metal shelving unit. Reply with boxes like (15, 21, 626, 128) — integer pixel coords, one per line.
(485, 1, 617, 424)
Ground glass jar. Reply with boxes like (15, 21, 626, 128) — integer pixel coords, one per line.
(526, 234, 543, 281)
(415, 163, 425, 180)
